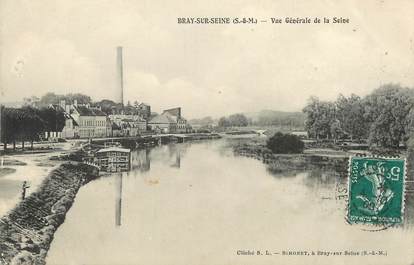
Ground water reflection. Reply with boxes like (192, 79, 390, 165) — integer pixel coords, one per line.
(47, 140, 414, 265)
(115, 145, 188, 226)
(130, 149, 151, 172)
(129, 144, 190, 172)
(304, 168, 338, 187)
(115, 173, 123, 227)
(167, 144, 183, 168)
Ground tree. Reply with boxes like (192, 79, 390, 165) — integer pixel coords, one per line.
(218, 117, 230, 127)
(95, 99, 123, 115)
(38, 92, 92, 107)
(253, 110, 305, 128)
(228, 113, 248, 127)
(267, 132, 304, 154)
(330, 119, 343, 143)
(23, 96, 40, 107)
(38, 92, 60, 107)
(36, 107, 66, 133)
(0, 107, 15, 150)
(363, 84, 414, 148)
(65, 93, 92, 105)
(1, 108, 44, 150)
(335, 94, 368, 140)
(4, 108, 23, 150)
(303, 97, 336, 139)
(20, 109, 44, 149)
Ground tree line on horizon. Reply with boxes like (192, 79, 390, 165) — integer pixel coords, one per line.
(303, 83, 414, 149)
(191, 111, 305, 129)
(24, 92, 148, 116)
(24, 93, 93, 108)
(218, 113, 250, 127)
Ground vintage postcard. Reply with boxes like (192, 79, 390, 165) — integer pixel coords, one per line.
(0, 0, 414, 264)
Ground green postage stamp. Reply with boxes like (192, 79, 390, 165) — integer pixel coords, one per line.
(348, 156, 406, 225)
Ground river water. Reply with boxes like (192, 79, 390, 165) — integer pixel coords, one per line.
(46, 139, 414, 265)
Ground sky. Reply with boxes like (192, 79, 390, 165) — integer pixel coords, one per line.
(0, 0, 413, 119)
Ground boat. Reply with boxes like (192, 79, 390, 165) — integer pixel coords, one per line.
(96, 147, 131, 173)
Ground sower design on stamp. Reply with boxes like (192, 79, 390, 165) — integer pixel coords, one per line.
(348, 157, 406, 225)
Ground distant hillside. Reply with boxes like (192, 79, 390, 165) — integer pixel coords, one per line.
(189, 116, 216, 126)
(244, 110, 305, 128)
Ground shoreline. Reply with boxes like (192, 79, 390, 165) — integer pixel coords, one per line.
(231, 140, 351, 176)
(0, 163, 99, 265)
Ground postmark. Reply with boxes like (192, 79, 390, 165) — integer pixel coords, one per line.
(347, 156, 406, 225)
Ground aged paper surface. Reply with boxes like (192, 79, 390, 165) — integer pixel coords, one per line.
(0, 0, 413, 264)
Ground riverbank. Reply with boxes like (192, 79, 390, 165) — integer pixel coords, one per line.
(0, 152, 69, 218)
(0, 163, 99, 265)
(92, 133, 222, 149)
(231, 139, 350, 176)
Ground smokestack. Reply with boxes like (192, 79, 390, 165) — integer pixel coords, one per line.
(116, 46, 124, 105)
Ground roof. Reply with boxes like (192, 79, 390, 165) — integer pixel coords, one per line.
(49, 104, 65, 112)
(149, 113, 177, 124)
(74, 106, 106, 116)
(97, 147, 130, 153)
(121, 117, 146, 123)
(71, 116, 79, 126)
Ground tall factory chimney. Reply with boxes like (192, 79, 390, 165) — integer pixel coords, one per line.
(116, 46, 124, 105)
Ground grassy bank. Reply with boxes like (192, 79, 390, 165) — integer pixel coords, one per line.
(231, 139, 349, 176)
(0, 163, 99, 265)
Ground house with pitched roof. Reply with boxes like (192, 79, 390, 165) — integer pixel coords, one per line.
(148, 113, 178, 133)
(148, 107, 192, 133)
(61, 112, 79, 139)
(46, 100, 79, 139)
(71, 104, 108, 138)
(108, 114, 147, 136)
